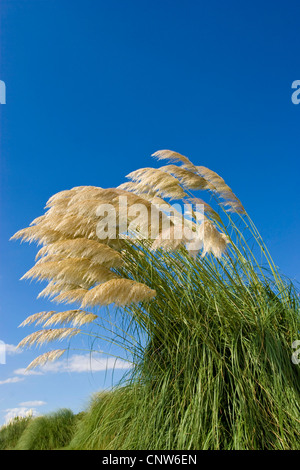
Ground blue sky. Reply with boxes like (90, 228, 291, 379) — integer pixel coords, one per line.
(0, 0, 300, 425)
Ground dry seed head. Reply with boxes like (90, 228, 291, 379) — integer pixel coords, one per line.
(45, 188, 80, 208)
(18, 311, 56, 328)
(126, 167, 187, 200)
(45, 186, 102, 209)
(118, 181, 160, 200)
(42, 310, 97, 327)
(37, 281, 87, 299)
(117, 183, 174, 212)
(10, 226, 66, 246)
(17, 327, 80, 349)
(21, 258, 118, 286)
(26, 349, 66, 371)
(199, 220, 229, 258)
(151, 149, 198, 172)
(29, 215, 46, 226)
(40, 213, 98, 239)
(52, 288, 89, 305)
(81, 278, 156, 307)
(187, 197, 222, 223)
(35, 239, 123, 268)
(196, 166, 245, 213)
(159, 165, 209, 191)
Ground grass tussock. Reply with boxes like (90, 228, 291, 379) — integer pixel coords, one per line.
(10, 149, 300, 449)
(15, 409, 77, 450)
(67, 280, 300, 450)
(0, 416, 32, 450)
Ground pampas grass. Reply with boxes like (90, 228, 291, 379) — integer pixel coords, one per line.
(26, 349, 66, 370)
(17, 327, 80, 348)
(81, 279, 156, 308)
(15, 409, 77, 450)
(0, 416, 32, 450)
(11, 149, 300, 449)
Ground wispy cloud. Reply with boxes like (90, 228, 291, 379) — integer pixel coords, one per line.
(5, 344, 23, 356)
(0, 368, 41, 385)
(18, 400, 46, 407)
(3, 407, 35, 424)
(2, 401, 46, 425)
(0, 353, 131, 387)
(0, 376, 25, 385)
(41, 353, 132, 374)
(13, 367, 43, 376)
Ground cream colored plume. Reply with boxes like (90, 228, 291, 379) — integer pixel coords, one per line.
(81, 279, 156, 308)
(45, 188, 80, 208)
(18, 311, 56, 328)
(125, 167, 187, 200)
(36, 239, 123, 268)
(52, 288, 89, 305)
(17, 327, 80, 349)
(21, 258, 118, 286)
(18, 309, 94, 328)
(196, 166, 245, 213)
(198, 220, 229, 258)
(42, 310, 97, 327)
(151, 149, 198, 173)
(10, 226, 66, 246)
(37, 281, 87, 300)
(26, 349, 66, 371)
(159, 165, 209, 191)
(150, 149, 245, 214)
(187, 197, 222, 223)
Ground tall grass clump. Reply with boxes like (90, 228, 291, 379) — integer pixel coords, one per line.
(12, 150, 300, 449)
(0, 416, 32, 450)
(15, 409, 77, 450)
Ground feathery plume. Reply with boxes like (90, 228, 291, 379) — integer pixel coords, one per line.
(42, 310, 97, 327)
(17, 328, 80, 349)
(196, 166, 245, 213)
(26, 349, 66, 370)
(81, 279, 156, 307)
(10, 226, 65, 246)
(52, 288, 89, 305)
(187, 197, 222, 223)
(45, 188, 79, 208)
(199, 220, 229, 258)
(18, 311, 56, 328)
(35, 239, 123, 268)
(21, 258, 118, 286)
(126, 167, 187, 200)
(37, 281, 86, 300)
(159, 164, 209, 191)
(151, 149, 198, 172)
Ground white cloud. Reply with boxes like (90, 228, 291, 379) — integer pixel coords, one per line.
(2, 401, 45, 425)
(41, 353, 132, 374)
(0, 353, 131, 388)
(0, 367, 42, 386)
(0, 376, 25, 385)
(5, 344, 23, 355)
(13, 368, 43, 376)
(3, 407, 37, 425)
(18, 400, 46, 407)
